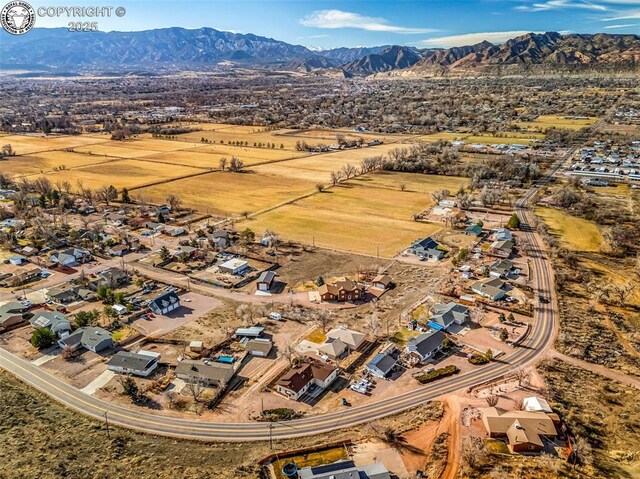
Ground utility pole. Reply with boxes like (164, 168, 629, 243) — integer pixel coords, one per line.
(104, 411, 111, 439)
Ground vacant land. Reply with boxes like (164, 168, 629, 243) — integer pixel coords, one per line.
(39, 159, 203, 191)
(535, 207, 603, 252)
(0, 134, 108, 155)
(0, 151, 118, 177)
(349, 171, 467, 195)
(515, 114, 598, 132)
(253, 143, 406, 182)
(139, 171, 316, 215)
(240, 201, 441, 257)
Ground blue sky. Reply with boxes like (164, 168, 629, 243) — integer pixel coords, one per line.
(27, 0, 640, 48)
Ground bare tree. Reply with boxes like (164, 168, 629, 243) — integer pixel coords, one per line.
(485, 391, 499, 407)
(166, 194, 182, 212)
(184, 376, 207, 414)
(514, 368, 532, 388)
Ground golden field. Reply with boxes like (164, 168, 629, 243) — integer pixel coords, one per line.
(535, 206, 604, 252)
(138, 171, 317, 216)
(348, 171, 468, 195)
(515, 115, 598, 132)
(0, 134, 108, 155)
(39, 159, 203, 191)
(1, 151, 118, 176)
(238, 173, 455, 257)
(253, 143, 408, 182)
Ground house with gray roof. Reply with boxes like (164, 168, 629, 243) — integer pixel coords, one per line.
(298, 460, 390, 479)
(406, 329, 446, 362)
(0, 302, 30, 329)
(490, 259, 516, 278)
(58, 326, 113, 353)
(472, 278, 507, 301)
(29, 310, 72, 337)
(149, 291, 180, 315)
(49, 248, 91, 267)
(175, 359, 235, 389)
(365, 352, 398, 378)
(408, 237, 444, 260)
(429, 302, 470, 330)
(107, 350, 160, 377)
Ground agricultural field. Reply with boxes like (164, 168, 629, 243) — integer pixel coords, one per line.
(176, 128, 303, 150)
(420, 131, 544, 145)
(191, 143, 309, 164)
(138, 171, 317, 216)
(0, 151, 118, 177)
(514, 114, 598, 132)
(0, 133, 109, 155)
(284, 128, 400, 144)
(239, 173, 452, 257)
(39, 159, 204, 191)
(253, 143, 406, 182)
(348, 171, 467, 196)
(535, 206, 604, 252)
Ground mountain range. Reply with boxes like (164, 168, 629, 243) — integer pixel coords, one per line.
(1, 27, 638, 76)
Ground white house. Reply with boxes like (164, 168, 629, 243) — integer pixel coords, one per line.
(219, 258, 249, 275)
(276, 362, 339, 401)
(148, 292, 180, 315)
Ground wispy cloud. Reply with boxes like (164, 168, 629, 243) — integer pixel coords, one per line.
(602, 8, 640, 19)
(515, 0, 608, 12)
(420, 31, 539, 48)
(300, 9, 436, 34)
(603, 22, 639, 27)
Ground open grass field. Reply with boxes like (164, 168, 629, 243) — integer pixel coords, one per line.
(138, 171, 316, 215)
(0, 134, 109, 155)
(514, 115, 598, 132)
(1, 151, 118, 177)
(39, 159, 204, 191)
(253, 143, 406, 182)
(284, 128, 399, 143)
(238, 175, 447, 257)
(420, 131, 544, 145)
(192, 144, 308, 163)
(348, 171, 467, 195)
(535, 206, 603, 252)
(176, 129, 303, 150)
(240, 202, 442, 257)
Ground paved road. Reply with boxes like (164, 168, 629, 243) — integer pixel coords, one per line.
(0, 175, 560, 441)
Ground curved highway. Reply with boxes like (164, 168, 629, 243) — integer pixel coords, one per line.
(0, 183, 558, 442)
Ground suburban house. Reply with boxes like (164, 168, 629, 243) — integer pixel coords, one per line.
(472, 278, 507, 301)
(149, 292, 180, 315)
(298, 460, 390, 479)
(371, 274, 392, 291)
(164, 226, 186, 237)
(491, 228, 514, 242)
(47, 284, 95, 304)
(318, 279, 364, 302)
(408, 237, 444, 260)
(58, 326, 114, 353)
(175, 359, 235, 389)
(489, 240, 514, 258)
(406, 329, 446, 362)
(276, 362, 339, 401)
(490, 259, 517, 278)
(464, 224, 483, 236)
(207, 230, 229, 249)
(0, 302, 30, 329)
(9, 255, 27, 265)
(481, 407, 559, 453)
(49, 247, 91, 267)
(29, 310, 72, 337)
(245, 338, 273, 357)
(93, 267, 128, 289)
(16, 245, 39, 257)
(428, 302, 470, 330)
(365, 352, 398, 378)
(318, 328, 366, 360)
(256, 271, 276, 291)
(219, 258, 249, 275)
(107, 350, 160, 377)
(0, 267, 42, 288)
(108, 244, 129, 257)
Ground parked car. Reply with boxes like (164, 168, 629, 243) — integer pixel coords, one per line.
(269, 312, 282, 321)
